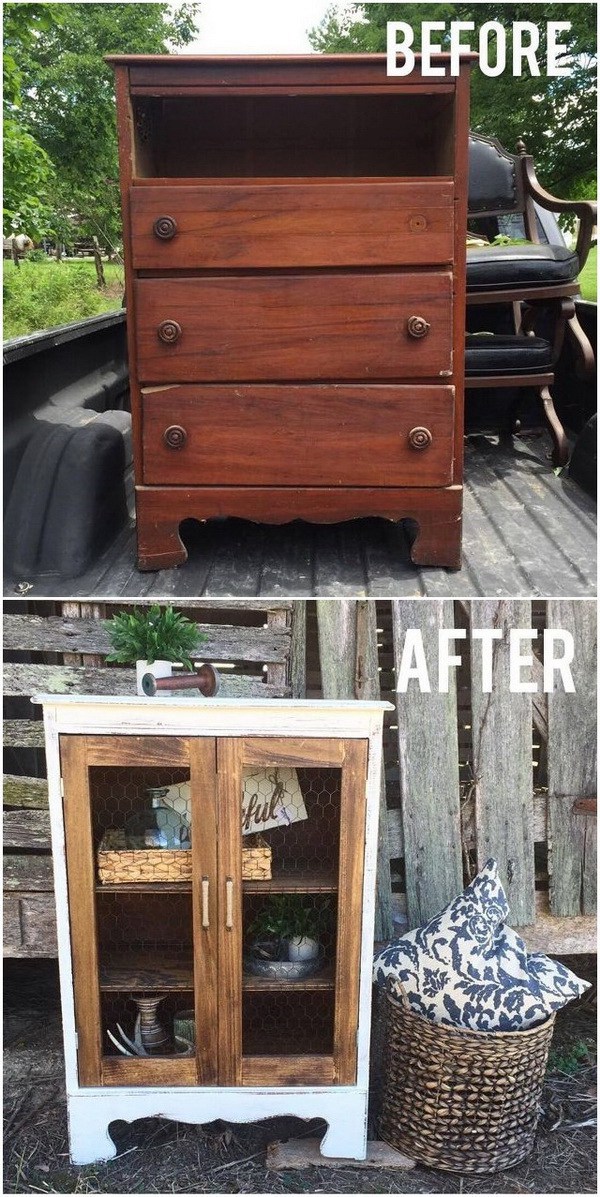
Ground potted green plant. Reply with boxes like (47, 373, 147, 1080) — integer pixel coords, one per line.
(245, 895, 331, 978)
(106, 605, 207, 695)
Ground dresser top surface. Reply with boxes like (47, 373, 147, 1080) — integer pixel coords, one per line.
(105, 52, 477, 66)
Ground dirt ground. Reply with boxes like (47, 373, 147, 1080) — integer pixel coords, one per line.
(4, 958, 596, 1195)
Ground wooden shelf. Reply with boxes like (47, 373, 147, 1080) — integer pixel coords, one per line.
(96, 881, 192, 894)
(243, 868, 338, 894)
(242, 962, 335, 992)
(100, 952, 193, 991)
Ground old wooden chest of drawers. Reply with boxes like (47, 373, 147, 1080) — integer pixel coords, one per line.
(108, 53, 471, 570)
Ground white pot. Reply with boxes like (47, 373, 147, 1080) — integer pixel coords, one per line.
(136, 659, 172, 696)
(287, 936, 320, 962)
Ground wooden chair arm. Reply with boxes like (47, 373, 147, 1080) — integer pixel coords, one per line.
(522, 156, 597, 271)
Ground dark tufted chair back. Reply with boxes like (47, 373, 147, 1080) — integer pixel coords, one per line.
(468, 133, 525, 217)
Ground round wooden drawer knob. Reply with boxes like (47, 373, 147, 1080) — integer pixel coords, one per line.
(407, 315, 431, 339)
(408, 426, 433, 451)
(153, 215, 177, 240)
(163, 425, 187, 450)
(157, 319, 182, 344)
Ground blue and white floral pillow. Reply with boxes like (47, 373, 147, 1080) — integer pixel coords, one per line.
(373, 859, 590, 1031)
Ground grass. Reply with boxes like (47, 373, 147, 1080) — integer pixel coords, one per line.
(579, 244, 597, 303)
(3, 257, 125, 340)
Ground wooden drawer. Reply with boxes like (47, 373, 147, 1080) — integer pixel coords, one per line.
(142, 384, 455, 487)
(130, 181, 454, 269)
(135, 272, 453, 383)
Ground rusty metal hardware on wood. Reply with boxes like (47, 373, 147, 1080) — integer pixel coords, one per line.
(153, 215, 178, 240)
(157, 319, 182, 344)
(163, 424, 187, 450)
(141, 663, 220, 696)
(407, 316, 431, 339)
(408, 427, 433, 450)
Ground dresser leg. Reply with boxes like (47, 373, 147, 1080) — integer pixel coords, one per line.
(408, 508, 462, 569)
(68, 1098, 118, 1164)
(136, 493, 188, 571)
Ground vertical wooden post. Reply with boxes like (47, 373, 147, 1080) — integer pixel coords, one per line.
(392, 600, 462, 927)
(289, 601, 307, 698)
(61, 602, 106, 667)
(547, 600, 597, 916)
(317, 600, 393, 939)
(469, 600, 535, 926)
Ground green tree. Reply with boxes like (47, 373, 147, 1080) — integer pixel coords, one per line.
(310, 3, 596, 197)
(3, 4, 64, 237)
(4, 2, 201, 245)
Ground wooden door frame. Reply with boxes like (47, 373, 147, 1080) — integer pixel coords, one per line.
(60, 733, 220, 1088)
(216, 735, 369, 1087)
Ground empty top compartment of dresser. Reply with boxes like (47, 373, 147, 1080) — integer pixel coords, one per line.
(114, 48, 465, 183)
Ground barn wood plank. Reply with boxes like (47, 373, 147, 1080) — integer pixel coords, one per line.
(547, 601, 597, 917)
(4, 775, 49, 808)
(392, 600, 462, 927)
(3, 614, 291, 664)
(387, 791, 547, 857)
(290, 601, 307, 698)
(4, 854, 54, 890)
(3, 663, 287, 698)
(4, 808, 51, 848)
(469, 600, 535, 926)
(316, 600, 393, 939)
(3, 720, 45, 749)
(4, 894, 58, 957)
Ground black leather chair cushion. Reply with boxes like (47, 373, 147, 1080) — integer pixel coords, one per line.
(467, 243, 579, 289)
(465, 334, 553, 375)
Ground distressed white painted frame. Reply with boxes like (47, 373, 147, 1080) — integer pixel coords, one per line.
(37, 697, 390, 1165)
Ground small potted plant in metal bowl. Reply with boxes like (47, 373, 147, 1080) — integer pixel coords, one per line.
(244, 895, 330, 981)
(106, 604, 214, 695)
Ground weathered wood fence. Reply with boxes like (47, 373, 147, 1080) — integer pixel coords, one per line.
(4, 600, 306, 957)
(311, 598, 596, 954)
(4, 598, 596, 958)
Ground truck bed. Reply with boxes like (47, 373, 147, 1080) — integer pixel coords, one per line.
(5, 432, 595, 599)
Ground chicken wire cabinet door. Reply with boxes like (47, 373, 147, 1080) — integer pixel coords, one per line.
(60, 734, 218, 1088)
(216, 737, 369, 1087)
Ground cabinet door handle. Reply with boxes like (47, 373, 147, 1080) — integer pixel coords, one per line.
(408, 426, 433, 451)
(201, 877, 210, 929)
(157, 319, 182, 344)
(225, 878, 234, 929)
(407, 315, 431, 339)
(153, 215, 177, 240)
(163, 424, 187, 450)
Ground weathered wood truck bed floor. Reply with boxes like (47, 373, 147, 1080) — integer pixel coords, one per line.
(6, 434, 596, 599)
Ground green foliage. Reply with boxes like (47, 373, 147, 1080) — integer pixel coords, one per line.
(548, 1039, 590, 1075)
(105, 605, 207, 668)
(4, 3, 201, 246)
(248, 896, 331, 951)
(579, 245, 597, 303)
(3, 259, 124, 339)
(310, 3, 597, 199)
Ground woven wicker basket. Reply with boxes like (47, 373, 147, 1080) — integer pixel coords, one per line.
(97, 830, 192, 883)
(379, 988, 555, 1173)
(241, 838, 272, 880)
(98, 831, 272, 883)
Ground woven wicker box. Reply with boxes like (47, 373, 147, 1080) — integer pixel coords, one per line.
(241, 838, 272, 880)
(97, 830, 192, 883)
(97, 830, 272, 883)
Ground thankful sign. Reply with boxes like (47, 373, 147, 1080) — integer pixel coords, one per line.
(242, 768, 308, 836)
(155, 770, 309, 837)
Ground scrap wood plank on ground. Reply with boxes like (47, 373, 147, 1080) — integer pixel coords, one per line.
(266, 1138, 415, 1170)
